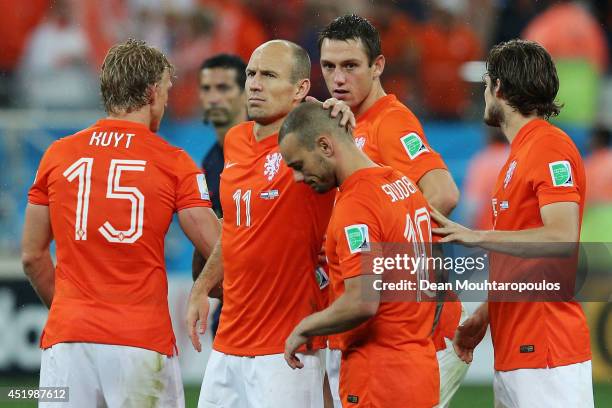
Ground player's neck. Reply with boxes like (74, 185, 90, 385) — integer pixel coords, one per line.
(501, 111, 540, 143)
(253, 117, 284, 142)
(107, 110, 151, 129)
(337, 147, 378, 186)
(353, 81, 387, 117)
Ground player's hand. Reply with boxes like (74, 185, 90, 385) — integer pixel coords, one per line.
(453, 310, 488, 363)
(305, 96, 356, 129)
(430, 207, 483, 246)
(186, 282, 210, 353)
(284, 326, 309, 369)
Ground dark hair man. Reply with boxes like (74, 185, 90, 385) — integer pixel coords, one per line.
(317, 14, 466, 407)
(434, 39, 594, 408)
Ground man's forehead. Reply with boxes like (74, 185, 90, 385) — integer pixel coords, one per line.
(248, 46, 292, 71)
(321, 38, 368, 59)
(200, 67, 237, 83)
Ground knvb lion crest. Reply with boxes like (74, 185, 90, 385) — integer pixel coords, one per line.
(354, 136, 366, 151)
(503, 160, 517, 189)
(264, 152, 282, 181)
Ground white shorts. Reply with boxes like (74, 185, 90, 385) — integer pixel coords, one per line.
(199, 349, 325, 408)
(325, 348, 342, 408)
(39, 342, 184, 408)
(494, 360, 594, 408)
(436, 305, 470, 408)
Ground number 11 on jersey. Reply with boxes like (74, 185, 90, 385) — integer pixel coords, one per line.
(232, 189, 252, 227)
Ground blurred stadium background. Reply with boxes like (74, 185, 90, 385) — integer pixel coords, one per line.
(0, 0, 611, 406)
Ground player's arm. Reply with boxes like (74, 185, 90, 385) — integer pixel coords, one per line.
(178, 207, 221, 260)
(285, 274, 380, 369)
(453, 302, 489, 363)
(431, 201, 579, 257)
(418, 169, 460, 216)
(186, 235, 224, 352)
(21, 204, 54, 308)
(375, 109, 459, 215)
(191, 217, 223, 281)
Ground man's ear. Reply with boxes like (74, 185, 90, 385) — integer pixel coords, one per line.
(372, 54, 385, 80)
(147, 83, 158, 105)
(494, 78, 502, 98)
(317, 134, 334, 157)
(295, 78, 311, 101)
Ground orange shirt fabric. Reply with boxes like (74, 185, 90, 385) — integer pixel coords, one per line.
(28, 119, 212, 356)
(349, 93, 461, 352)
(327, 166, 439, 408)
(464, 143, 510, 229)
(213, 122, 334, 356)
(354, 94, 447, 183)
(489, 119, 591, 371)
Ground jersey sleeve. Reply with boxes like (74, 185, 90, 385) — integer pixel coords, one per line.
(376, 109, 447, 183)
(28, 141, 59, 206)
(331, 194, 383, 280)
(174, 149, 212, 211)
(527, 139, 582, 208)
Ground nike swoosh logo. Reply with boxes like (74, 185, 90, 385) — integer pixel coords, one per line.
(225, 162, 237, 169)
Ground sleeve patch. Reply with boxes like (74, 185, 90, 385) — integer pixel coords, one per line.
(400, 132, 429, 159)
(548, 160, 573, 187)
(344, 224, 371, 254)
(196, 174, 210, 200)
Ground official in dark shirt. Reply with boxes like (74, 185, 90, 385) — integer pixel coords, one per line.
(195, 54, 247, 336)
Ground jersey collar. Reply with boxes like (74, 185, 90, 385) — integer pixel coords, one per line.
(339, 166, 390, 192)
(356, 94, 397, 123)
(511, 118, 549, 151)
(94, 119, 152, 132)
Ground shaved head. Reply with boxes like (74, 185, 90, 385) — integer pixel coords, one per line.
(279, 101, 352, 149)
(255, 40, 311, 84)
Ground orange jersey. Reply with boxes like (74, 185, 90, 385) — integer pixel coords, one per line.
(354, 94, 447, 183)
(489, 119, 591, 371)
(214, 122, 334, 356)
(327, 166, 439, 408)
(350, 93, 461, 352)
(28, 119, 212, 356)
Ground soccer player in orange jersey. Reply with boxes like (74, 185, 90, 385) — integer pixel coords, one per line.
(316, 14, 466, 407)
(21, 39, 221, 407)
(433, 40, 594, 407)
(186, 41, 353, 408)
(281, 101, 440, 408)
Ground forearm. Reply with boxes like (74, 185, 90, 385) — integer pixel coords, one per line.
(477, 227, 577, 257)
(473, 302, 489, 324)
(193, 239, 223, 297)
(23, 249, 55, 308)
(298, 294, 373, 337)
(418, 169, 459, 216)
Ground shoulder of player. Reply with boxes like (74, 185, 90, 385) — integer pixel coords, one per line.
(373, 103, 423, 133)
(224, 121, 255, 147)
(526, 126, 581, 157)
(337, 177, 385, 208)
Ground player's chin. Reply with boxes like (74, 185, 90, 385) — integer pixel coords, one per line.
(310, 182, 333, 194)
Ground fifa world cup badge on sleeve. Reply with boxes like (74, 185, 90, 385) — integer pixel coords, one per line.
(549, 161, 573, 187)
(344, 224, 371, 254)
(400, 132, 429, 160)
